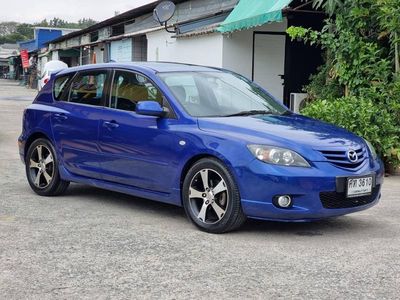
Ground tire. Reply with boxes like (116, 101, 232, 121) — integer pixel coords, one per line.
(182, 158, 246, 233)
(25, 138, 69, 196)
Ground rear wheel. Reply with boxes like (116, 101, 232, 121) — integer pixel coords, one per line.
(182, 158, 246, 233)
(25, 138, 69, 196)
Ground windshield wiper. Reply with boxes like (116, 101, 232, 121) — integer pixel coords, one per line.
(224, 110, 274, 117)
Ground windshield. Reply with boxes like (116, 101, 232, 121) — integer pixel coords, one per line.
(158, 71, 287, 117)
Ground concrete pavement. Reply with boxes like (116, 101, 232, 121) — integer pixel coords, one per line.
(0, 79, 399, 299)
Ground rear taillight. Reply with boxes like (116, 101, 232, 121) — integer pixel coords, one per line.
(44, 78, 49, 84)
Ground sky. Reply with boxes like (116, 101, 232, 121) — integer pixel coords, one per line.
(0, 0, 156, 24)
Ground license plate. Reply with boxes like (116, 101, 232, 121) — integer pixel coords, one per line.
(347, 176, 373, 198)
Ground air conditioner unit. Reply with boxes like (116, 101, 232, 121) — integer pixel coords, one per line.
(290, 93, 307, 113)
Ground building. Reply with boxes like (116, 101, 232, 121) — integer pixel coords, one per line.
(47, 0, 325, 106)
(6, 27, 79, 86)
(18, 27, 79, 75)
(0, 43, 18, 78)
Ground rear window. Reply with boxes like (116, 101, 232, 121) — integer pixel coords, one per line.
(68, 71, 107, 106)
(53, 75, 72, 101)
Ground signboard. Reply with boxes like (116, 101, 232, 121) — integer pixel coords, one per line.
(20, 49, 29, 69)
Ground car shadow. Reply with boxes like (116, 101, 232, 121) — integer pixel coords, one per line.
(240, 216, 375, 237)
(65, 183, 185, 218)
(64, 183, 376, 236)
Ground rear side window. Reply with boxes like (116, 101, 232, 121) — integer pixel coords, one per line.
(69, 71, 107, 106)
(53, 75, 72, 101)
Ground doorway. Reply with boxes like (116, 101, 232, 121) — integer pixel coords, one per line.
(252, 32, 286, 102)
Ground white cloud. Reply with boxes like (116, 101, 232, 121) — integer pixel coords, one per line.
(0, 0, 156, 23)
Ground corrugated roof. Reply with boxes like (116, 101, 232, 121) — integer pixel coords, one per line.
(48, 0, 188, 44)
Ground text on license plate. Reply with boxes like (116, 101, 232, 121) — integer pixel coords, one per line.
(347, 176, 373, 198)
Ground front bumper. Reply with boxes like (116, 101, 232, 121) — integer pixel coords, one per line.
(237, 158, 384, 221)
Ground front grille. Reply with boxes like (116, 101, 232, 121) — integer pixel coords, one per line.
(320, 185, 380, 209)
(318, 146, 367, 170)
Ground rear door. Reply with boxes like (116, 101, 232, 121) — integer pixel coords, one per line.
(51, 69, 110, 179)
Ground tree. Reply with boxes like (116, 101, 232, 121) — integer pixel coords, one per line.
(77, 18, 97, 28)
(311, 0, 343, 15)
(0, 22, 18, 36)
(16, 23, 34, 39)
(0, 18, 98, 45)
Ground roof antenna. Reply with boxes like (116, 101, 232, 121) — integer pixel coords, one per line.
(153, 1, 176, 33)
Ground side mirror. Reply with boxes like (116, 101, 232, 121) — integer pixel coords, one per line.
(136, 101, 166, 117)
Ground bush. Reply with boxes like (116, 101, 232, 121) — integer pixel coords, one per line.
(301, 97, 400, 166)
(303, 64, 343, 101)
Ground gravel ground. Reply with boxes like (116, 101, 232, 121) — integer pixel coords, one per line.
(0, 79, 399, 299)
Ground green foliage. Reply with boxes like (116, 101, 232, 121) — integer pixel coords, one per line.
(311, 0, 343, 16)
(0, 22, 18, 36)
(35, 17, 97, 29)
(0, 33, 26, 44)
(303, 64, 343, 100)
(287, 0, 400, 167)
(287, 0, 393, 96)
(16, 23, 34, 39)
(301, 97, 400, 166)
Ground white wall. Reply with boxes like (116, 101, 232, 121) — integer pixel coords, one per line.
(146, 30, 224, 67)
(222, 19, 288, 80)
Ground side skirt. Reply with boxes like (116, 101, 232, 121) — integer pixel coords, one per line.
(58, 165, 182, 207)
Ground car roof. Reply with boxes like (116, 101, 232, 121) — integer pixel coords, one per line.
(57, 61, 221, 76)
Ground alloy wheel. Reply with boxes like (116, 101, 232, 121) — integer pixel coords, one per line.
(188, 168, 229, 224)
(28, 144, 54, 189)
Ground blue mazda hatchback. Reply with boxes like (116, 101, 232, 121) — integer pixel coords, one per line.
(19, 62, 384, 233)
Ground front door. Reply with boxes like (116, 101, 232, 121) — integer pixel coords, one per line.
(51, 69, 109, 179)
(253, 33, 286, 102)
(97, 70, 179, 193)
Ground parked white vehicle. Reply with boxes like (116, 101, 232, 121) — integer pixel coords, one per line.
(38, 60, 68, 91)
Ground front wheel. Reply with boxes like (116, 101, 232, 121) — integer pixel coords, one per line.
(182, 158, 246, 233)
(25, 138, 69, 196)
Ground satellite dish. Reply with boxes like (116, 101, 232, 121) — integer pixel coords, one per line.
(153, 1, 175, 24)
(153, 1, 176, 33)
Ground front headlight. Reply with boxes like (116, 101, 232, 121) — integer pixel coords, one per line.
(247, 145, 310, 167)
(363, 139, 377, 160)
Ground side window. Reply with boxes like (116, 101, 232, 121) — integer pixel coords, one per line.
(110, 71, 163, 112)
(53, 75, 72, 101)
(69, 71, 107, 106)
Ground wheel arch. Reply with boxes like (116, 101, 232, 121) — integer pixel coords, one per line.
(24, 131, 52, 160)
(179, 153, 237, 205)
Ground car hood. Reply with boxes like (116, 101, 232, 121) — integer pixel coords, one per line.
(197, 114, 364, 149)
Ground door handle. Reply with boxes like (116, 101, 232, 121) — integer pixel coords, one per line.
(54, 113, 68, 121)
(103, 120, 119, 129)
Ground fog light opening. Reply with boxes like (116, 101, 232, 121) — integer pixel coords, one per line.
(275, 195, 292, 208)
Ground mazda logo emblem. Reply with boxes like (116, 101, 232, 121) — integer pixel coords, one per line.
(347, 149, 358, 163)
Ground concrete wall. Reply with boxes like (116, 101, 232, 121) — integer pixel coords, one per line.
(146, 30, 223, 67)
(222, 19, 288, 80)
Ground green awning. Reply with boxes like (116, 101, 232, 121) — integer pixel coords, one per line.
(217, 0, 292, 33)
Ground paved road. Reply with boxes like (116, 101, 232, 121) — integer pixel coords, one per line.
(0, 79, 399, 299)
